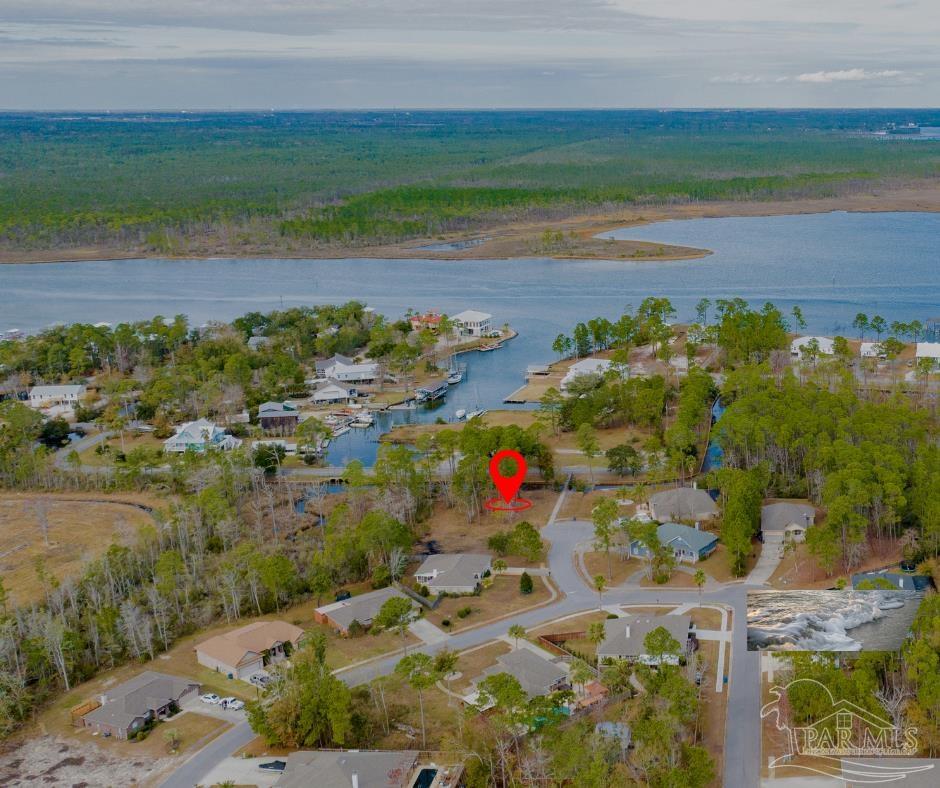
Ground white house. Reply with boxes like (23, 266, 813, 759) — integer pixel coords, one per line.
(315, 354, 379, 383)
(312, 379, 357, 404)
(860, 342, 886, 359)
(790, 336, 835, 357)
(163, 419, 242, 453)
(915, 342, 940, 367)
(28, 384, 86, 411)
(560, 358, 613, 391)
(452, 310, 493, 337)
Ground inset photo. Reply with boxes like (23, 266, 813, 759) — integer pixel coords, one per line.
(747, 589, 925, 651)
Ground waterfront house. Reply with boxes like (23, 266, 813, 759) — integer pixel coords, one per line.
(246, 335, 270, 351)
(476, 648, 569, 699)
(163, 419, 242, 453)
(196, 620, 304, 680)
(761, 501, 815, 542)
(560, 358, 613, 392)
(409, 310, 443, 332)
(414, 553, 492, 594)
(28, 384, 85, 414)
(80, 671, 199, 740)
(258, 401, 299, 433)
(312, 379, 357, 404)
(452, 310, 493, 337)
(629, 522, 718, 564)
(790, 336, 835, 357)
(596, 614, 693, 665)
(316, 354, 380, 383)
(915, 342, 940, 367)
(314, 587, 414, 635)
(275, 750, 419, 788)
(860, 342, 887, 359)
(648, 487, 718, 523)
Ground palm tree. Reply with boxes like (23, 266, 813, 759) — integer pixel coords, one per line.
(507, 624, 526, 650)
(593, 574, 607, 609)
(694, 569, 706, 601)
(394, 653, 439, 749)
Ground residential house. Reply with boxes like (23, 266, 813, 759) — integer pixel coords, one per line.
(28, 384, 86, 414)
(312, 379, 357, 404)
(860, 342, 886, 359)
(80, 671, 199, 739)
(790, 336, 835, 357)
(761, 502, 816, 543)
(275, 750, 419, 788)
(196, 620, 305, 680)
(314, 587, 414, 635)
(452, 310, 493, 337)
(258, 401, 299, 433)
(163, 419, 242, 453)
(414, 553, 492, 594)
(476, 648, 569, 699)
(851, 571, 932, 592)
(630, 522, 718, 564)
(648, 487, 718, 523)
(560, 358, 613, 392)
(915, 342, 940, 368)
(409, 310, 443, 332)
(247, 335, 270, 351)
(316, 354, 380, 383)
(596, 614, 693, 665)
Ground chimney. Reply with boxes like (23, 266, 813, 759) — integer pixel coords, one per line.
(99, 694, 108, 705)
(624, 625, 630, 638)
(351, 773, 359, 788)
(692, 480, 697, 490)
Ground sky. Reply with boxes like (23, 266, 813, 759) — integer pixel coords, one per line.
(1, 0, 938, 109)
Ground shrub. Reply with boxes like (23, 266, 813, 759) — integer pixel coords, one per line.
(487, 531, 512, 555)
(457, 606, 472, 619)
(519, 572, 534, 595)
(417, 584, 430, 598)
(348, 619, 365, 638)
(441, 618, 451, 627)
(371, 564, 391, 589)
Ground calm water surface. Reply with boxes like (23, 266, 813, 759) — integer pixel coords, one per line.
(3, 211, 938, 463)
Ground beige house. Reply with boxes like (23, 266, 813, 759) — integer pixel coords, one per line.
(196, 620, 305, 680)
(648, 487, 718, 523)
(760, 501, 816, 542)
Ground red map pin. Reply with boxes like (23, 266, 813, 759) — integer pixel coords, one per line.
(485, 449, 532, 511)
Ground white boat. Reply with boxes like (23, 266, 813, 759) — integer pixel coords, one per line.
(352, 412, 375, 427)
(332, 425, 351, 437)
(447, 371, 463, 385)
(466, 409, 488, 420)
(455, 409, 467, 420)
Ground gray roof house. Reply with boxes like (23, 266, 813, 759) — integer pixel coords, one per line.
(648, 487, 718, 523)
(477, 648, 569, 699)
(596, 614, 693, 665)
(275, 749, 419, 788)
(81, 671, 200, 739)
(414, 553, 492, 594)
(312, 378, 357, 404)
(314, 587, 413, 635)
(761, 502, 816, 542)
(630, 522, 718, 564)
(851, 571, 932, 592)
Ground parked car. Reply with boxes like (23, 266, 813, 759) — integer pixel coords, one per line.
(335, 590, 352, 602)
(249, 672, 271, 687)
(200, 693, 221, 704)
(219, 697, 244, 711)
(259, 760, 287, 772)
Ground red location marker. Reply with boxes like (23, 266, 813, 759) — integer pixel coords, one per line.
(488, 449, 527, 504)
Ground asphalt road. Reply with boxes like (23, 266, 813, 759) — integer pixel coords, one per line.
(156, 487, 763, 788)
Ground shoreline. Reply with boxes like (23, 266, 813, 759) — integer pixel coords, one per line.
(4, 184, 940, 266)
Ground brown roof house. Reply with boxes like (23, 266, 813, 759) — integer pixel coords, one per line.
(196, 620, 305, 680)
(80, 671, 199, 739)
(314, 587, 414, 636)
(275, 750, 419, 788)
(258, 401, 300, 434)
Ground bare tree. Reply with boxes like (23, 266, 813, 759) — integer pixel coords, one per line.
(31, 498, 52, 548)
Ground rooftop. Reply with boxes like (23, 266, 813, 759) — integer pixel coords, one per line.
(83, 671, 197, 730)
(478, 648, 567, 698)
(415, 553, 491, 589)
(315, 587, 412, 630)
(597, 614, 692, 660)
(275, 749, 419, 788)
(760, 501, 815, 532)
(197, 620, 305, 667)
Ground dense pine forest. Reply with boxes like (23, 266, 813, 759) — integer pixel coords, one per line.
(2, 109, 940, 253)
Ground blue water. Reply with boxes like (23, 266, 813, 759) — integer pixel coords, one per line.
(3, 211, 939, 465)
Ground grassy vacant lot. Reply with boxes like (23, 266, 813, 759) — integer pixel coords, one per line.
(418, 490, 558, 565)
(426, 575, 554, 633)
(0, 492, 162, 606)
(77, 432, 166, 466)
(583, 551, 643, 586)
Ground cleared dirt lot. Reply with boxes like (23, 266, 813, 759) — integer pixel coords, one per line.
(0, 492, 163, 606)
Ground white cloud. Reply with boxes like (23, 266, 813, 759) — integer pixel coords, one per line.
(795, 68, 904, 83)
(709, 73, 766, 84)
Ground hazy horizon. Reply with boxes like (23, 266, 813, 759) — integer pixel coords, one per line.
(2, 1, 938, 110)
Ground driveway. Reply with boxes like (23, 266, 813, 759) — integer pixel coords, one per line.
(747, 533, 784, 586)
(158, 720, 255, 788)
